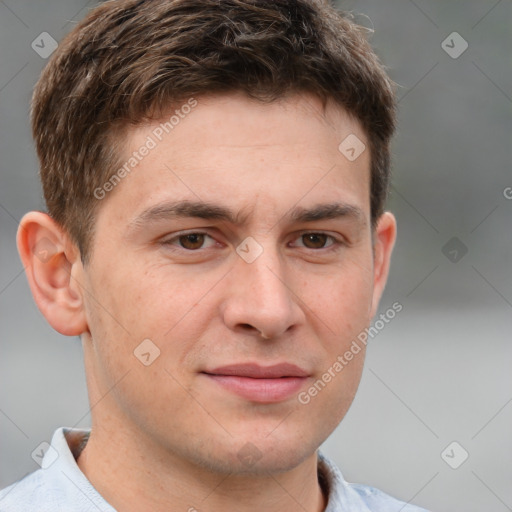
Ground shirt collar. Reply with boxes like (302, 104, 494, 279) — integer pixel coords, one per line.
(44, 427, 116, 511)
(318, 450, 373, 512)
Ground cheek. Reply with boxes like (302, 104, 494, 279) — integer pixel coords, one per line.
(82, 264, 204, 428)
(307, 257, 374, 341)
(92, 260, 183, 331)
(300, 253, 373, 412)
(85, 260, 220, 375)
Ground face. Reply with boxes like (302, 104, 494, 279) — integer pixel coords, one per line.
(75, 92, 394, 474)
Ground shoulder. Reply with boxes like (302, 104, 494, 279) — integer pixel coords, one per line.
(349, 482, 431, 512)
(317, 451, 431, 512)
(0, 427, 111, 512)
(0, 469, 57, 512)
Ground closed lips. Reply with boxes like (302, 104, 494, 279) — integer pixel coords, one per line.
(202, 363, 310, 378)
(202, 363, 310, 403)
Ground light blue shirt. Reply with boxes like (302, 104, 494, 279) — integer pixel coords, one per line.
(0, 427, 430, 511)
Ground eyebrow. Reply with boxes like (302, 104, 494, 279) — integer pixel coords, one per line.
(127, 199, 366, 232)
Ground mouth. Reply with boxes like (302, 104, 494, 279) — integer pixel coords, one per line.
(201, 363, 310, 403)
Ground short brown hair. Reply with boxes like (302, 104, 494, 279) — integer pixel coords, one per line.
(31, 0, 396, 263)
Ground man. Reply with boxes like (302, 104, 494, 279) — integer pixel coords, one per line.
(0, 0, 429, 510)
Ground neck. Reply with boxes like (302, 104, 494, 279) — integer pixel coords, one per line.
(76, 420, 327, 512)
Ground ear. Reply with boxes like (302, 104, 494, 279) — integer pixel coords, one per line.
(369, 211, 397, 318)
(17, 211, 88, 336)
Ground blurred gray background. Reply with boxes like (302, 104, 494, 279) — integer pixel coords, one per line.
(1, 1, 511, 511)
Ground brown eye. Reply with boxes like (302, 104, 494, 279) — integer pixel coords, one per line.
(178, 233, 205, 250)
(301, 233, 329, 249)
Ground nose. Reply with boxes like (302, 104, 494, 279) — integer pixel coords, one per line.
(220, 243, 305, 340)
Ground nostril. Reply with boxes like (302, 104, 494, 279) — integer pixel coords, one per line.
(239, 324, 267, 337)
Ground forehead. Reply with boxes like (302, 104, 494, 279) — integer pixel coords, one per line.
(98, 92, 371, 228)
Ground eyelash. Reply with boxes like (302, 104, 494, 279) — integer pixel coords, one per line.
(160, 230, 345, 252)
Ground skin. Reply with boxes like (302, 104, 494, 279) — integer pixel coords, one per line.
(17, 91, 396, 512)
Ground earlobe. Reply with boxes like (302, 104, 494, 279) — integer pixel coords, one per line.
(17, 212, 88, 336)
(369, 212, 397, 318)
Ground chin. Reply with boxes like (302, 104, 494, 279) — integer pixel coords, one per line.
(189, 431, 319, 476)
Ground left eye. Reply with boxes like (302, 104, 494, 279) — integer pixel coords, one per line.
(163, 232, 217, 250)
(291, 233, 337, 249)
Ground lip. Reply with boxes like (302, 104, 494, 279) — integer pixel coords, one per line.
(201, 363, 310, 403)
(205, 363, 310, 379)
